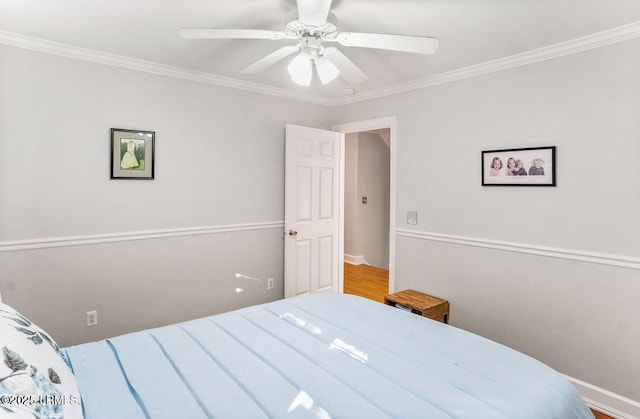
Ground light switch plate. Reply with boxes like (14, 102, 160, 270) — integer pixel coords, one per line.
(407, 211, 418, 225)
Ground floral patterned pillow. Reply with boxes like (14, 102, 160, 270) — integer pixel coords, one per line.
(0, 302, 83, 418)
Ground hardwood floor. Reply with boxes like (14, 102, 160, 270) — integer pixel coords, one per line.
(591, 411, 614, 419)
(343, 262, 389, 303)
(343, 263, 613, 419)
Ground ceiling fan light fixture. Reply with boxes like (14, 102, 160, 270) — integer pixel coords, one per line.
(181, 0, 439, 87)
(288, 52, 313, 86)
(315, 55, 340, 84)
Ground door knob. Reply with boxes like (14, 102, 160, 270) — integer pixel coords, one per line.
(288, 230, 298, 237)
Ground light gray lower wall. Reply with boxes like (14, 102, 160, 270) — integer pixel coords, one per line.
(0, 227, 284, 347)
(0, 44, 331, 346)
(396, 235, 640, 401)
(331, 37, 640, 403)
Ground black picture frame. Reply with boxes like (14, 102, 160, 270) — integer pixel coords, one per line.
(110, 128, 155, 180)
(482, 146, 556, 186)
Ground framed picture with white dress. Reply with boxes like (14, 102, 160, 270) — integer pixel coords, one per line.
(482, 146, 555, 186)
(110, 128, 155, 179)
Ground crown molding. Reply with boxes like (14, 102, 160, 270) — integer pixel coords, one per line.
(0, 30, 333, 106)
(0, 221, 285, 252)
(1, 21, 639, 107)
(396, 228, 640, 270)
(333, 20, 640, 106)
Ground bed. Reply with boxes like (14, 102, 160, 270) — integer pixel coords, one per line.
(1, 293, 593, 418)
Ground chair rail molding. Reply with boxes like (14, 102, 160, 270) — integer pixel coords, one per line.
(396, 229, 640, 270)
(0, 222, 285, 252)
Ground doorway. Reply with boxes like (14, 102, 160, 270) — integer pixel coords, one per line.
(344, 129, 390, 269)
(333, 116, 396, 297)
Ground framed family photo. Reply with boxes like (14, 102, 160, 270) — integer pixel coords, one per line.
(482, 146, 556, 186)
(110, 128, 155, 179)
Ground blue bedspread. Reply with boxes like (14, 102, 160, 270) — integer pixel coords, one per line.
(64, 293, 593, 418)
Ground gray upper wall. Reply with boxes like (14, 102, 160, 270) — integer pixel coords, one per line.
(0, 44, 332, 346)
(0, 45, 331, 241)
(331, 39, 640, 257)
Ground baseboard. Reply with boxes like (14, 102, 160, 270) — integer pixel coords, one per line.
(344, 254, 368, 265)
(564, 375, 640, 419)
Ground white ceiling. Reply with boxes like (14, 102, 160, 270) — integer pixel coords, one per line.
(1, 0, 639, 101)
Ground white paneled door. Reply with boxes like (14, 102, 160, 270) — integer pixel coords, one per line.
(285, 124, 342, 298)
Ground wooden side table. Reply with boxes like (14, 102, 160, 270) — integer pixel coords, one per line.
(384, 289, 449, 324)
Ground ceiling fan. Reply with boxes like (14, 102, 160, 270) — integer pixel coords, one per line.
(180, 0, 438, 87)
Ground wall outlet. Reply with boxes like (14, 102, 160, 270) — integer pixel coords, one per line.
(86, 310, 98, 327)
(407, 211, 418, 225)
(267, 278, 274, 290)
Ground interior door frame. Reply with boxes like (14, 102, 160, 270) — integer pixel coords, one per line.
(332, 116, 397, 295)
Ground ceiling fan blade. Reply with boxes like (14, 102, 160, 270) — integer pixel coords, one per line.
(322, 47, 368, 84)
(241, 45, 300, 74)
(296, 0, 332, 26)
(180, 28, 286, 40)
(335, 32, 439, 54)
